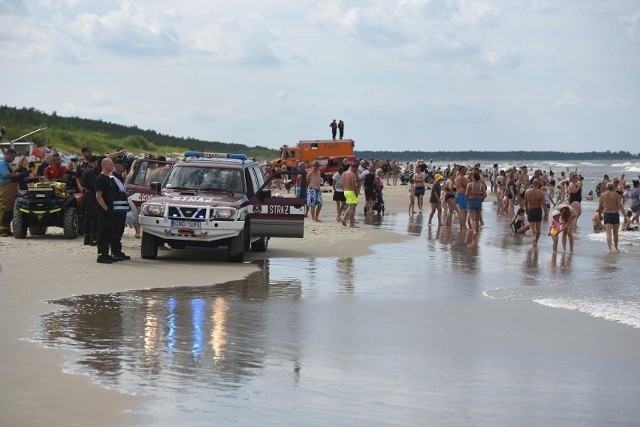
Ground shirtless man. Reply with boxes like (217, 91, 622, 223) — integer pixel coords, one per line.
(597, 182, 626, 252)
(454, 165, 469, 230)
(523, 178, 548, 247)
(306, 161, 323, 222)
(341, 163, 359, 228)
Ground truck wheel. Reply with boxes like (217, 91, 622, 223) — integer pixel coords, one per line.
(62, 207, 79, 239)
(228, 229, 245, 263)
(29, 226, 47, 236)
(141, 232, 159, 259)
(251, 237, 269, 252)
(12, 209, 27, 239)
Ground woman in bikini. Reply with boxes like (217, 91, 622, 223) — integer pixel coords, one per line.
(443, 172, 458, 226)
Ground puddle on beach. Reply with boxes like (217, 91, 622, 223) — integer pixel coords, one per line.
(32, 209, 640, 426)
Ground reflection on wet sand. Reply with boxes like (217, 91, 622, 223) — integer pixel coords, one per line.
(37, 260, 302, 391)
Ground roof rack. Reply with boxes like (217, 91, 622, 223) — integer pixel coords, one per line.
(183, 151, 248, 161)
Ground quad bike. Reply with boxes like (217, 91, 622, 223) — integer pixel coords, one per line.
(12, 180, 82, 239)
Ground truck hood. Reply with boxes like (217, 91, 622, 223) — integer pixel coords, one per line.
(149, 190, 245, 208)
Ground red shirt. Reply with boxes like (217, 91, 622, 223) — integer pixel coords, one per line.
(44, 165, 68, 180)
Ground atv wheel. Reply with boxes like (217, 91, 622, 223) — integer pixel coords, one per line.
(141, 232, 159, 259)
(251, 237, 269, 252)
(29, 226, 47, 236)
(228, 229, 246, 263)
(12, 209, 27, 239)
(63, 207, 79, 239)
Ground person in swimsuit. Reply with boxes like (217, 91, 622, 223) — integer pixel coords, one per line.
(465, 172, 486, 236)
(523, 178, 548, 247)
(454, 166, 469, 230)
(510, 208, 529, 234)
(413, 169, 426, 213)
(547, 209, 563, 252)
(597, 182, 626, 252)
(443, 173, 458, 226)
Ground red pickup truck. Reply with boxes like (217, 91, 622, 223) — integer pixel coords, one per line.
(316, 155, 357, 186)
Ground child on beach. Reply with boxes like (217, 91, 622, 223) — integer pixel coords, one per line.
(408, 178, 416, 214)
(510, 208, 529, 234)
(559, 205, 575, 252)
(548, 209, 563, 252)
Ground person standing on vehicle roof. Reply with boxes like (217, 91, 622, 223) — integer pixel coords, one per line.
(95, 158, 116, 264)
(330, 119, 338, 140)
(338, 120, 345, 139)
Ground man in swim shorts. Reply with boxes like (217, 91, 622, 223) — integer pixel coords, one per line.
(598, 182, 626, 252)
(306, 161, 323, 221)
(341, 163, 360, 228)
(524, 178, 548, 247)
(454, 165, 469, 230)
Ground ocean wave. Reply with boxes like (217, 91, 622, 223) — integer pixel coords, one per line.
(534, 297, 640, 329)
(585, 231, 640, 246)
(579, 162, 606, 167)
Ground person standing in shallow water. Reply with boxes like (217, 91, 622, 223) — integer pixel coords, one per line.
(523, 177, 548, 247)
(330, 119, 338, 140)
(598, 182, 626, 252)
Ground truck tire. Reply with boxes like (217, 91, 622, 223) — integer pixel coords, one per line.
(62, 207, 79, 239)
(141, 232, 159, 259)
(228, 228, 245, 263)
(12, 209, 27, 239)
(251, 237, 268, 252)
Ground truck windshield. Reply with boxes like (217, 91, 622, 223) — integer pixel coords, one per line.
(164, 167, 244, 192)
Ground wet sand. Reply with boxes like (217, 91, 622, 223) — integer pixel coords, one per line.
(1, 184, 639, 426)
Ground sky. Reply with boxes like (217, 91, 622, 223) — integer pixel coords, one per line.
(1, 0, 639, 153)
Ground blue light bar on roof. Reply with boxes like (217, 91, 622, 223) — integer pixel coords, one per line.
(184, 151, 247, 160)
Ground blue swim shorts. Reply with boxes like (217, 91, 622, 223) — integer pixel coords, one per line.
(306, 188, 323, 207)
(455, 193, 468, 209)
(467, 198, 482, 211)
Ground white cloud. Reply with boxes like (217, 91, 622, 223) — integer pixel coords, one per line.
(1, 0, 639, 153)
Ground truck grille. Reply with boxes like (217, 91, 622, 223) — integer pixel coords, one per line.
(167, 206, 207, 220)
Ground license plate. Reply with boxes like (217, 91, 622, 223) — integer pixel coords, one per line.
(171, 220, 202, 229)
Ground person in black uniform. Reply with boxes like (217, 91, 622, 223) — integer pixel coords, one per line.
(95, 158, 115, 264)
(109, 158, 131, 261)
(80, 156, 100, 245)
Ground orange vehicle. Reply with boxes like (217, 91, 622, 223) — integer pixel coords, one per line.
(274, 139, 355, 170)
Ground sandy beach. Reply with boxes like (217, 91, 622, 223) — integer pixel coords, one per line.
(1, 183, 639, 426)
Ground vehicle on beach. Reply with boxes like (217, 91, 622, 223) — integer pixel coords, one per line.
(272, 139, 355, 170)
(12, 180, 81, 239)
(136, 152, 306, 262)
(316, 155, 357, 186)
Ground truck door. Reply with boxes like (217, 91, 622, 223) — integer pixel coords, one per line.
(249, 169, 305, 238)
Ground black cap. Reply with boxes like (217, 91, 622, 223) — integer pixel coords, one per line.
(81, 146, 92, 153)
(113, 158, 125, 165)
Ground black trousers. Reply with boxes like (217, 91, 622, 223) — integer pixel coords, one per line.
(84, 192, 98, 240)
(110, 212, 126, 256)
(96, 208, 114, 258)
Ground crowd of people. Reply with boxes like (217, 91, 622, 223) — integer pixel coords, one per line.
(4, 146, 640, 258)
(289, 155, 640, 253)
(0, 145, 151, 263)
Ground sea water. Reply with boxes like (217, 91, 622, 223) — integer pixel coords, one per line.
(31, 159, 640, 426)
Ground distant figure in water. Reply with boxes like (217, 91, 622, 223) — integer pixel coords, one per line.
(330, 119, 337, 140)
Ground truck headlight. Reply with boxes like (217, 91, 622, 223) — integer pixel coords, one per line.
(210, 208, 237, 220)
(143, 204, 166, 217)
